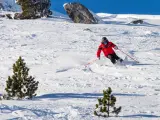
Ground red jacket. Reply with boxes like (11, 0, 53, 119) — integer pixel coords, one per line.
(97, 42, 116, 58)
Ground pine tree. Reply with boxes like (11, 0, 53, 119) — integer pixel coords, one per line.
(94, 87, 121, 117)
(5, 56, 39, 99)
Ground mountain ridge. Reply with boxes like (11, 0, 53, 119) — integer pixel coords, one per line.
(0, 0, 20, 12)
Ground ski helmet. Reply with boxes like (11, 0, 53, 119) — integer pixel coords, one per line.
(101, 37, 109, 44)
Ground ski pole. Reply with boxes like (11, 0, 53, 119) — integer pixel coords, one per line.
(85, 58, 98, 68)
(118, 49, 139, 63)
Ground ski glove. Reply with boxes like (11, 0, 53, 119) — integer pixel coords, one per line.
(114, 46, 118, 50)
(98, 57, 100, 60)
(107, 55, 112, 59)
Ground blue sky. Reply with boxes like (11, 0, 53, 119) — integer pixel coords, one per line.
(51, 0, 160, 15)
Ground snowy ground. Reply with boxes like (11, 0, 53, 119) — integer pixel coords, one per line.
(0, 13, 160, 120)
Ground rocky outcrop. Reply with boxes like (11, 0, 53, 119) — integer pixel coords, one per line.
(6, 14, 13, 19)
(131, 19, 143, 24)
(0, 14, 5, 18)
(14, 0, 52, 19)
(14, 13, 39, 19)
(64, 2, 97, 24)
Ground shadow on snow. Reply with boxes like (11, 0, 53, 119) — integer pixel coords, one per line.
(0, 104, 59, 119)
(36, 93, 145, 99)
(121, 114, 160, 118)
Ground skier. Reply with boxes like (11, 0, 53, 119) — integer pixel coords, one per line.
(97, 37, 123, 64)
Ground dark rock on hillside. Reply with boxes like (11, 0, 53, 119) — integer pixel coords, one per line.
(131, 19, 143, 24)
(64, 2, 97, 24)
(14, 0, 52, 19)
(14, 13, 39, 20)
(5, 13, 39, 20)
(0, 14, 5, 18)
(6, 14, 13, 19)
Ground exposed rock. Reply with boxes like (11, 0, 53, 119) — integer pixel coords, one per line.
(0, 14, 5, 18)
(6, 14, 13, 19)
(14, 0, 52, 19)
(14, 13, 39, 19)
(131, 19, 143, 24)
(64, 2, 97, 24)
(13, 13, 22, 19)
(83, 28, 92, 32)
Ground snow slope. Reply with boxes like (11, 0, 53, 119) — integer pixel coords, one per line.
(0, 13, 160, 120)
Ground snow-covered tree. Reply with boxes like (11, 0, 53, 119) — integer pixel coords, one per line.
(5, 56, 39, 99)
(94, 87, 121, 117)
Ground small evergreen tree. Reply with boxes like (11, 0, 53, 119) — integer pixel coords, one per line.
(5, 56, 39, 99)
(94, 87, 121, 117)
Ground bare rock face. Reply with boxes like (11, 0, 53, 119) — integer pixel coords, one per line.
(0, 14, 5, 18)
(64, 2, 97, 24)
(6, 14, 13, 19)
(5, 13, 39, 20)
(14, 0, 52, 20)
(14, 13, 39, 20)
(131, 19, 143, 24)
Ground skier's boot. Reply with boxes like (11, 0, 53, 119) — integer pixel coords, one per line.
(116, 58, 124, 65)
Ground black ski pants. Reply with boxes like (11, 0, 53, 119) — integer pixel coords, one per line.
(107, 53, 121, 64)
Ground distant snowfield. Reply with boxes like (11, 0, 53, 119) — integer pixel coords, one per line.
(97, 13, 160, 19)
(0, 13, 160, 120)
